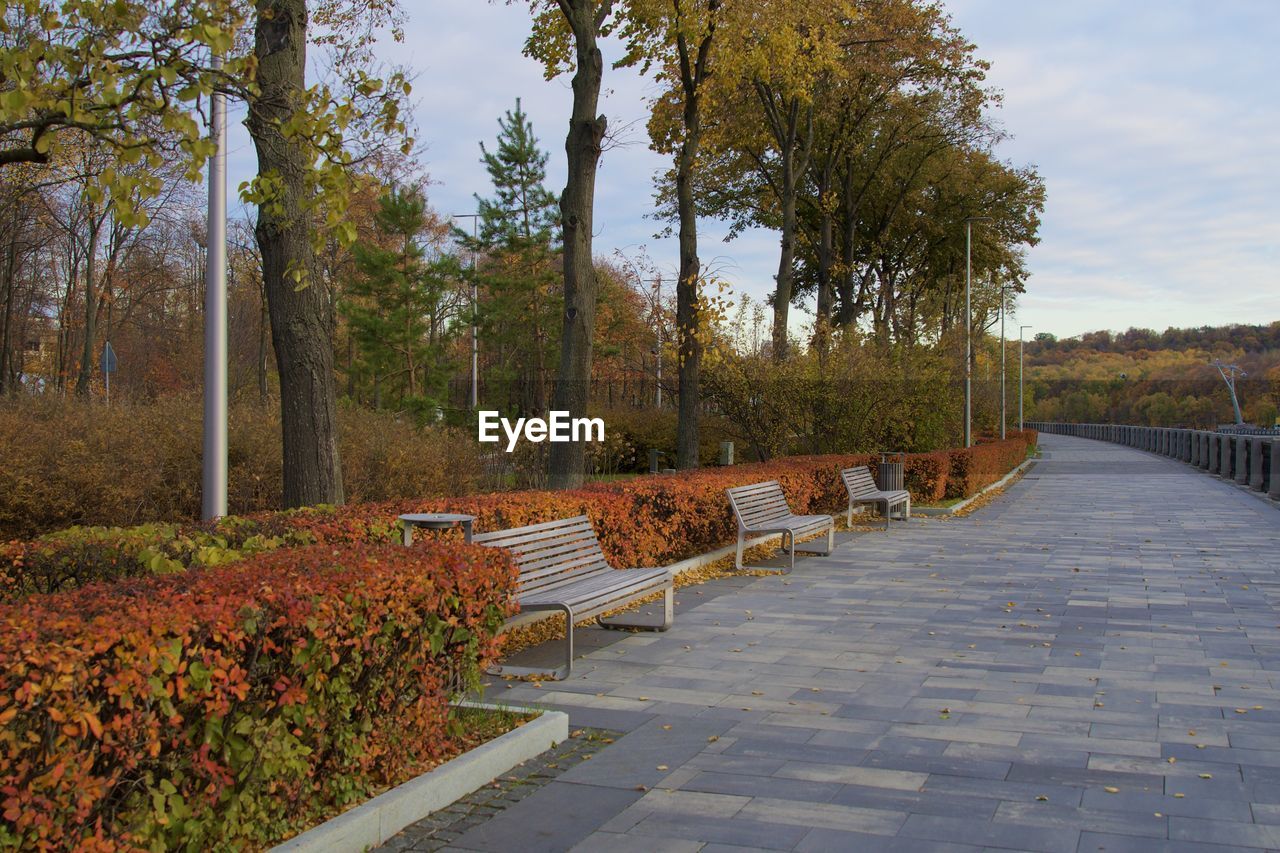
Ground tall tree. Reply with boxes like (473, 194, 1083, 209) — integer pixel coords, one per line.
(344, 185, 456, 412)
(239, 0, 411, 507)
(694, 0, 854, 360)
(476, 99, 560, 245)
(471, 99, 561, 414)
(246, 0, 344, 505)
(523, 0, 616, 489)
(625, 0, 724, 469)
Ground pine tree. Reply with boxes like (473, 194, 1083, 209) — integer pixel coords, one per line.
(470, 99, 562, 414)
(475, 98, 561, 247)
(344, 185, 458, 415)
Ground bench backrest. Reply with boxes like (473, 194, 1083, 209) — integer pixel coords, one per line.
(726, 481, 795, 528)
(473, 515, 612, 595)
(841, 466, 881, 498)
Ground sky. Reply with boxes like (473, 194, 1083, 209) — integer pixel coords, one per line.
(221, 1, 1280, 341)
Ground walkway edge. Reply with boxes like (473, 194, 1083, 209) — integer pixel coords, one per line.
(270, 702, 569, 853)
(914, 456, 1036, 517)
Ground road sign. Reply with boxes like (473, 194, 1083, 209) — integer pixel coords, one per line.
(101, 341, 117, 374)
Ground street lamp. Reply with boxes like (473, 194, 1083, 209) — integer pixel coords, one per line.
(1019, 325, 1033, 431)
(964, 216, 991, 448)
(452, 214, 480, 411)
(999, 284, 1007, 440)
(202, 54, 228, 522)
(652, 275, 662, 409)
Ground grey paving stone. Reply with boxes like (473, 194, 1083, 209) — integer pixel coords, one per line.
(796, 827, 984, 852)
(898, 812, 1080, 852)
(448, 781, 642, 852)
(625, 812, 809, 849)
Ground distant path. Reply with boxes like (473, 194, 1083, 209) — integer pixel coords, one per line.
(391, 433, 1280, 852)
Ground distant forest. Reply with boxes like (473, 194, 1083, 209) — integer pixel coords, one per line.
(1026, 323, 1280, 360)
(1023, 322, 1280, 428)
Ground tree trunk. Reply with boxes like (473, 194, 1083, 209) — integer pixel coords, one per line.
(259, 285, 271, 401)
(0, 210, 18, 395)
(74, 216, 101, 398)
(247, 0, 344, 507)
(771, 152, 796, 360)
(674, 3, 718, 470)
(755, 92, 811, 362)
(547, 0, 610, 490)
(813, 205, 834, 359)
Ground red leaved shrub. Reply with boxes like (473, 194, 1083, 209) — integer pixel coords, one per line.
(904, 452, 951, 503)
(2, 434, 1037, 600)
(945, 430, 1037, 499)
(0, 541, 515, 851)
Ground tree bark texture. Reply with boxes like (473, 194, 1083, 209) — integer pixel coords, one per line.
(755, 87, 812, 361)
(547, 0, 611, 490)
(247, 0, 344, 507)
(674, 0, 719, 469)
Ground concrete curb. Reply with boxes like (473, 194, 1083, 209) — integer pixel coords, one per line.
(913, 456, 1036, 517)
(270, 702, 569, 853)
(666, 531, 808, 578)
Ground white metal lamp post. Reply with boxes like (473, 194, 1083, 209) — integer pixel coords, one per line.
(202, 57, 228, 522)
(999, 285, 1007, 440)
(964, 216, 991, 447)
(1019, 325, 1033, 431)
(653, 275, 662, 409)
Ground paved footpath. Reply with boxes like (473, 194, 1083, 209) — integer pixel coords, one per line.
(435, 434, 1280, 852)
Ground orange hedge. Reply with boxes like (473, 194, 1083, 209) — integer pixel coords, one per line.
(0, 541, 515, 851)
(2, 432, 1036, 600)
(945, 432, 1036, 499)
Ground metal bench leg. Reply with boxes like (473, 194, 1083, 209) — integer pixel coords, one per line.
(826, 525, 834, 555)
(599, 586, 674, 632)
(786, 530, 795, 573)
(847, 502, 854, 527)
(487, 605, 574, 681)
(735, 532, 745, 570)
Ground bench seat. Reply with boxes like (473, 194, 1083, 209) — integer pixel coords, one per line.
(474, 515, 673, 680)
(726, 481, 835, 572)
(841, 465, 910, 529)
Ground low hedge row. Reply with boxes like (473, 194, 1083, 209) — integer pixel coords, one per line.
(1, 432, 1036, 601)
(0, 541, 516, 851)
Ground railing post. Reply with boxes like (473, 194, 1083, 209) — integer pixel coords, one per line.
(1208, 434, 1220, 474)
(1250, 437, 1266, 492)
(1201, 432, 1212, 470)
(1269, 439, 1280, 500)
(1235, 436, 1250, 485)
(1220, 435, 1234, 479)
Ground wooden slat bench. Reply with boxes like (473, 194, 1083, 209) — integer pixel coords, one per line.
(473, 515, 673, 680)
(841, 465, 911, 530)
(725, 481, 834, 573)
